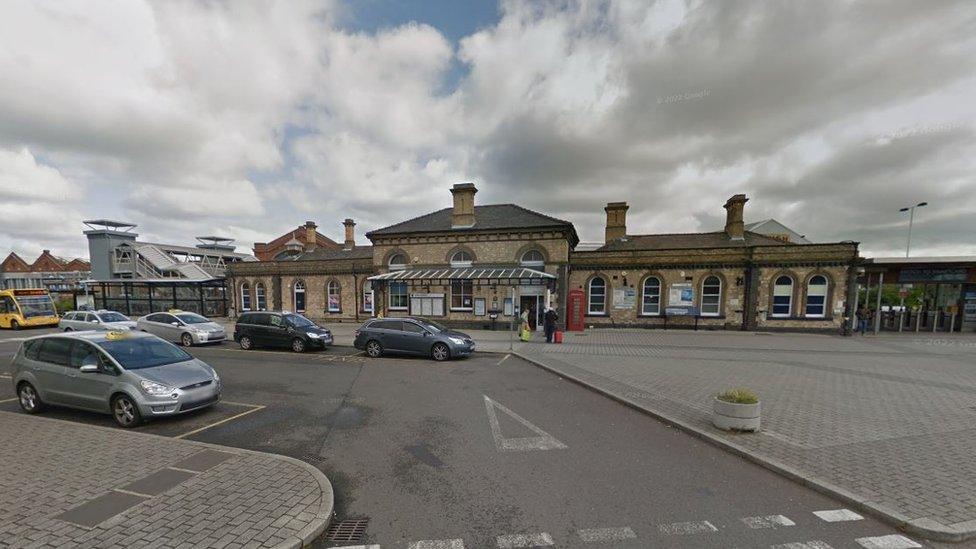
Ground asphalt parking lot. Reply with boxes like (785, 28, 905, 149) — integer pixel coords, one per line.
(0, 327, 929, 548)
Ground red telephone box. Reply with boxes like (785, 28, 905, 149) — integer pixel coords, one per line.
(567, 289, 585, 331)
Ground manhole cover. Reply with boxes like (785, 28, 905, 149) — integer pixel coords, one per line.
(324, 517, 369, 544)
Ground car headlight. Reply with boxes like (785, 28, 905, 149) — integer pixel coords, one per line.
(210, 368, 220, 383)
(448, 337, 466, 345)
(140, 379, 175, 396)
(306, 332, 321, 338)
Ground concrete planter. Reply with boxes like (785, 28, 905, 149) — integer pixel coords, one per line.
(712, 397, 761, 432)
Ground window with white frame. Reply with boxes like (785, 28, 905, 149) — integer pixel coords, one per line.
(520, 249, 545, 268)
(805, 275, 828, 318)
(255, 283, 266, 310)
(293, 280, 306, 312)
(588, 277, 607, 314)
(450, 250, 473, 268)
(772, 275, 793, 317)
(451, 280, 473, 310)
(389, 253, 407, 271)
(641, 276, 661, 315)
(701, 276, 722, 316)
(327, 280, 341, 312)
(240, 282, 251, 311)
(389, 281, 408, 310)
(362, 283, 374, 313)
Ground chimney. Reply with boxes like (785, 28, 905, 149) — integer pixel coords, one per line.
(343, 219, 356, 250)
(604, 202, 629, 243)
(304, 221, 317, 250)
(724, 194, 748, 240)
(450, 183, 477, 228)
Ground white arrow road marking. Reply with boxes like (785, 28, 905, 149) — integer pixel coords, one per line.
(854, 535, 921, 549)
(484, 395, 567, 452)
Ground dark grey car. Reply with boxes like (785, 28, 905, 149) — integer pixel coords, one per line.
(353, 317, 475, 361)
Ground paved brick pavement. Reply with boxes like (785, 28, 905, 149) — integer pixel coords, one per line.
(513, 329, 976, 542)
(0, 411, 333, 549)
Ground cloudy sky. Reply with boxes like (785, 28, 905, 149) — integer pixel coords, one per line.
(1, 0, 974, 263)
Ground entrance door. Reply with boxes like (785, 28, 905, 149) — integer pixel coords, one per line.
(519, 296, 539, 331)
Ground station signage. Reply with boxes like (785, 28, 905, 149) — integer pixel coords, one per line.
(12, 289, 47, 296)
(898, 268, 968, 283)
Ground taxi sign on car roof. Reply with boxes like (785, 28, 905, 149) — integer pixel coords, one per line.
(168, 309, 183, 313)
(104, 330, 133, 341)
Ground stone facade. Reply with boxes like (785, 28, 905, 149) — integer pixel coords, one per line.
(226, 185, 859, 333)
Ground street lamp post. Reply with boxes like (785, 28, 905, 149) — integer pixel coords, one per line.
(899, 202, 927, 258)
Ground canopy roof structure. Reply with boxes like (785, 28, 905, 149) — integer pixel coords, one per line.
(368, 267, 554, 286)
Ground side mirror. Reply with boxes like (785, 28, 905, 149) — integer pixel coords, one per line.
(171, 322, 180, 326)
(90, 319, 100, 324)
(423, 331, 431, 337)
(79, 364, 99, 373)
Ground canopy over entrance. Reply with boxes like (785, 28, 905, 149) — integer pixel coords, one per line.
(367, 267, 555, 286)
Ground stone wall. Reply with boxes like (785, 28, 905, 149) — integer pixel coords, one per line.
(754, 265, 850, 330)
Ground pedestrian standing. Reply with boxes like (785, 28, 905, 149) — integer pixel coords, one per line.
(856, 305, 870, 335)
(544, 306, 558, 343)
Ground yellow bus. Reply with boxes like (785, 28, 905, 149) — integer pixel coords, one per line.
(0, 288, 60, 329)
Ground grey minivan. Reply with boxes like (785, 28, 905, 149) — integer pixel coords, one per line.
(353, 317, 475, 361)
(11, 331, 221, 427)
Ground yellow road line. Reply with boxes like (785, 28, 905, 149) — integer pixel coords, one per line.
(174, 403, 265, 439)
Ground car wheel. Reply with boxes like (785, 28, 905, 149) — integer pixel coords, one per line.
(63, 327, 73, 332)
(181, 333, 194, 347)
(112, 394, 142, 428)
(10, 320, 19, 331)
(365, 340, 382, 358)
(17, 382, 43, 414)
(291, 338, 306, 353)
(239, 335, 253, 350)
(431, 342, 450, 362)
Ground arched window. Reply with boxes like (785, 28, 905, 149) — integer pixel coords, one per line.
(255, 282, 266, 311)
(327, 280, 341, 312)
(772, 275, 793, 317)
(240, 282, 251, 311)
(641, 276, 661, 315)
(520, 250, 545, 267)
(588, 277, 607, 315)
(701, 276, 722, 316)
(389, 253, 407, 270)
(293, 280, 306, 312)
(450, 250, 473, 267)
(805, 275, 828, 318)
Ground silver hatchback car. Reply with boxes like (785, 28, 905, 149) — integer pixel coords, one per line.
(11, 331, 221, 427)
(136, 310, 226, 347)
(60, 310, 137, 332)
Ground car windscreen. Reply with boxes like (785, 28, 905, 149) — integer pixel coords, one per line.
(98, 312, 129, 322)
(284, 314, 315, 328)
(176, 313, 209, 324)
(97, 337, 193, 370)
(16, 296, 56, 319)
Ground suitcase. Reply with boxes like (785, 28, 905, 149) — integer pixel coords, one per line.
(553, 330, 563, 343)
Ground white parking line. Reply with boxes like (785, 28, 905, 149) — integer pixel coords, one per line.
(496, 532, 554, 547)
(741, 515, 796, 529)
(333, 546, 381, 549)
(496, 354, 510, 365)
(0, 397, 19, 404)
(770, 542, 833, 549)
(854, 535, 921, 549)
(577, 526, 636, 543)
(484, 395, 567, 452)
(813, 509, 863, 522)
(174, 402, 265, 439)
(658, 520, 717, 535)
(408, 540, 465, 549)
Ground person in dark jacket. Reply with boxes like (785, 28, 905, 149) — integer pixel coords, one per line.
(856, 305, 871, 335)
(544, 306, 559, 343)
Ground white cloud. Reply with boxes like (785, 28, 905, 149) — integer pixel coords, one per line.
(0, 147, 81, 202)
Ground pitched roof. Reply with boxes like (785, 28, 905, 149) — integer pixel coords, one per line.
(744, 219, 812, 244)
(0, 252, 31, 272)
(63, 258, 91, 271)
(263, 227, 339, 250)
(594, 231, 794, 252)
(293, 246, 374, 261)
(367, 204, 578, 243)
(31, 251, 66, 271)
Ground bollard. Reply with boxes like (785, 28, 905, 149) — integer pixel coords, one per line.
(950, 313, 956, 333)
(933, 310, 939, 333)
(915, 309, 921, 332)
(898, 311, 904, 332)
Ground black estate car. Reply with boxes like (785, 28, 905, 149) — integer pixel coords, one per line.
(353, 317, 474, 361)
(234, 312, 332, 353)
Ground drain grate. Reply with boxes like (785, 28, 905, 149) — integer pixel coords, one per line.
(324, 517, 369, 544)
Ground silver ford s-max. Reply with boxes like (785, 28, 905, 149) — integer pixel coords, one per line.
(11, 330, 221, 427)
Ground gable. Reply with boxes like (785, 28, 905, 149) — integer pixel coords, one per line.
(31, 252, 65, 272)
(1, 252, 31, 272)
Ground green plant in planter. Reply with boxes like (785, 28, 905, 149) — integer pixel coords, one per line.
(716, 388, 758, 404)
